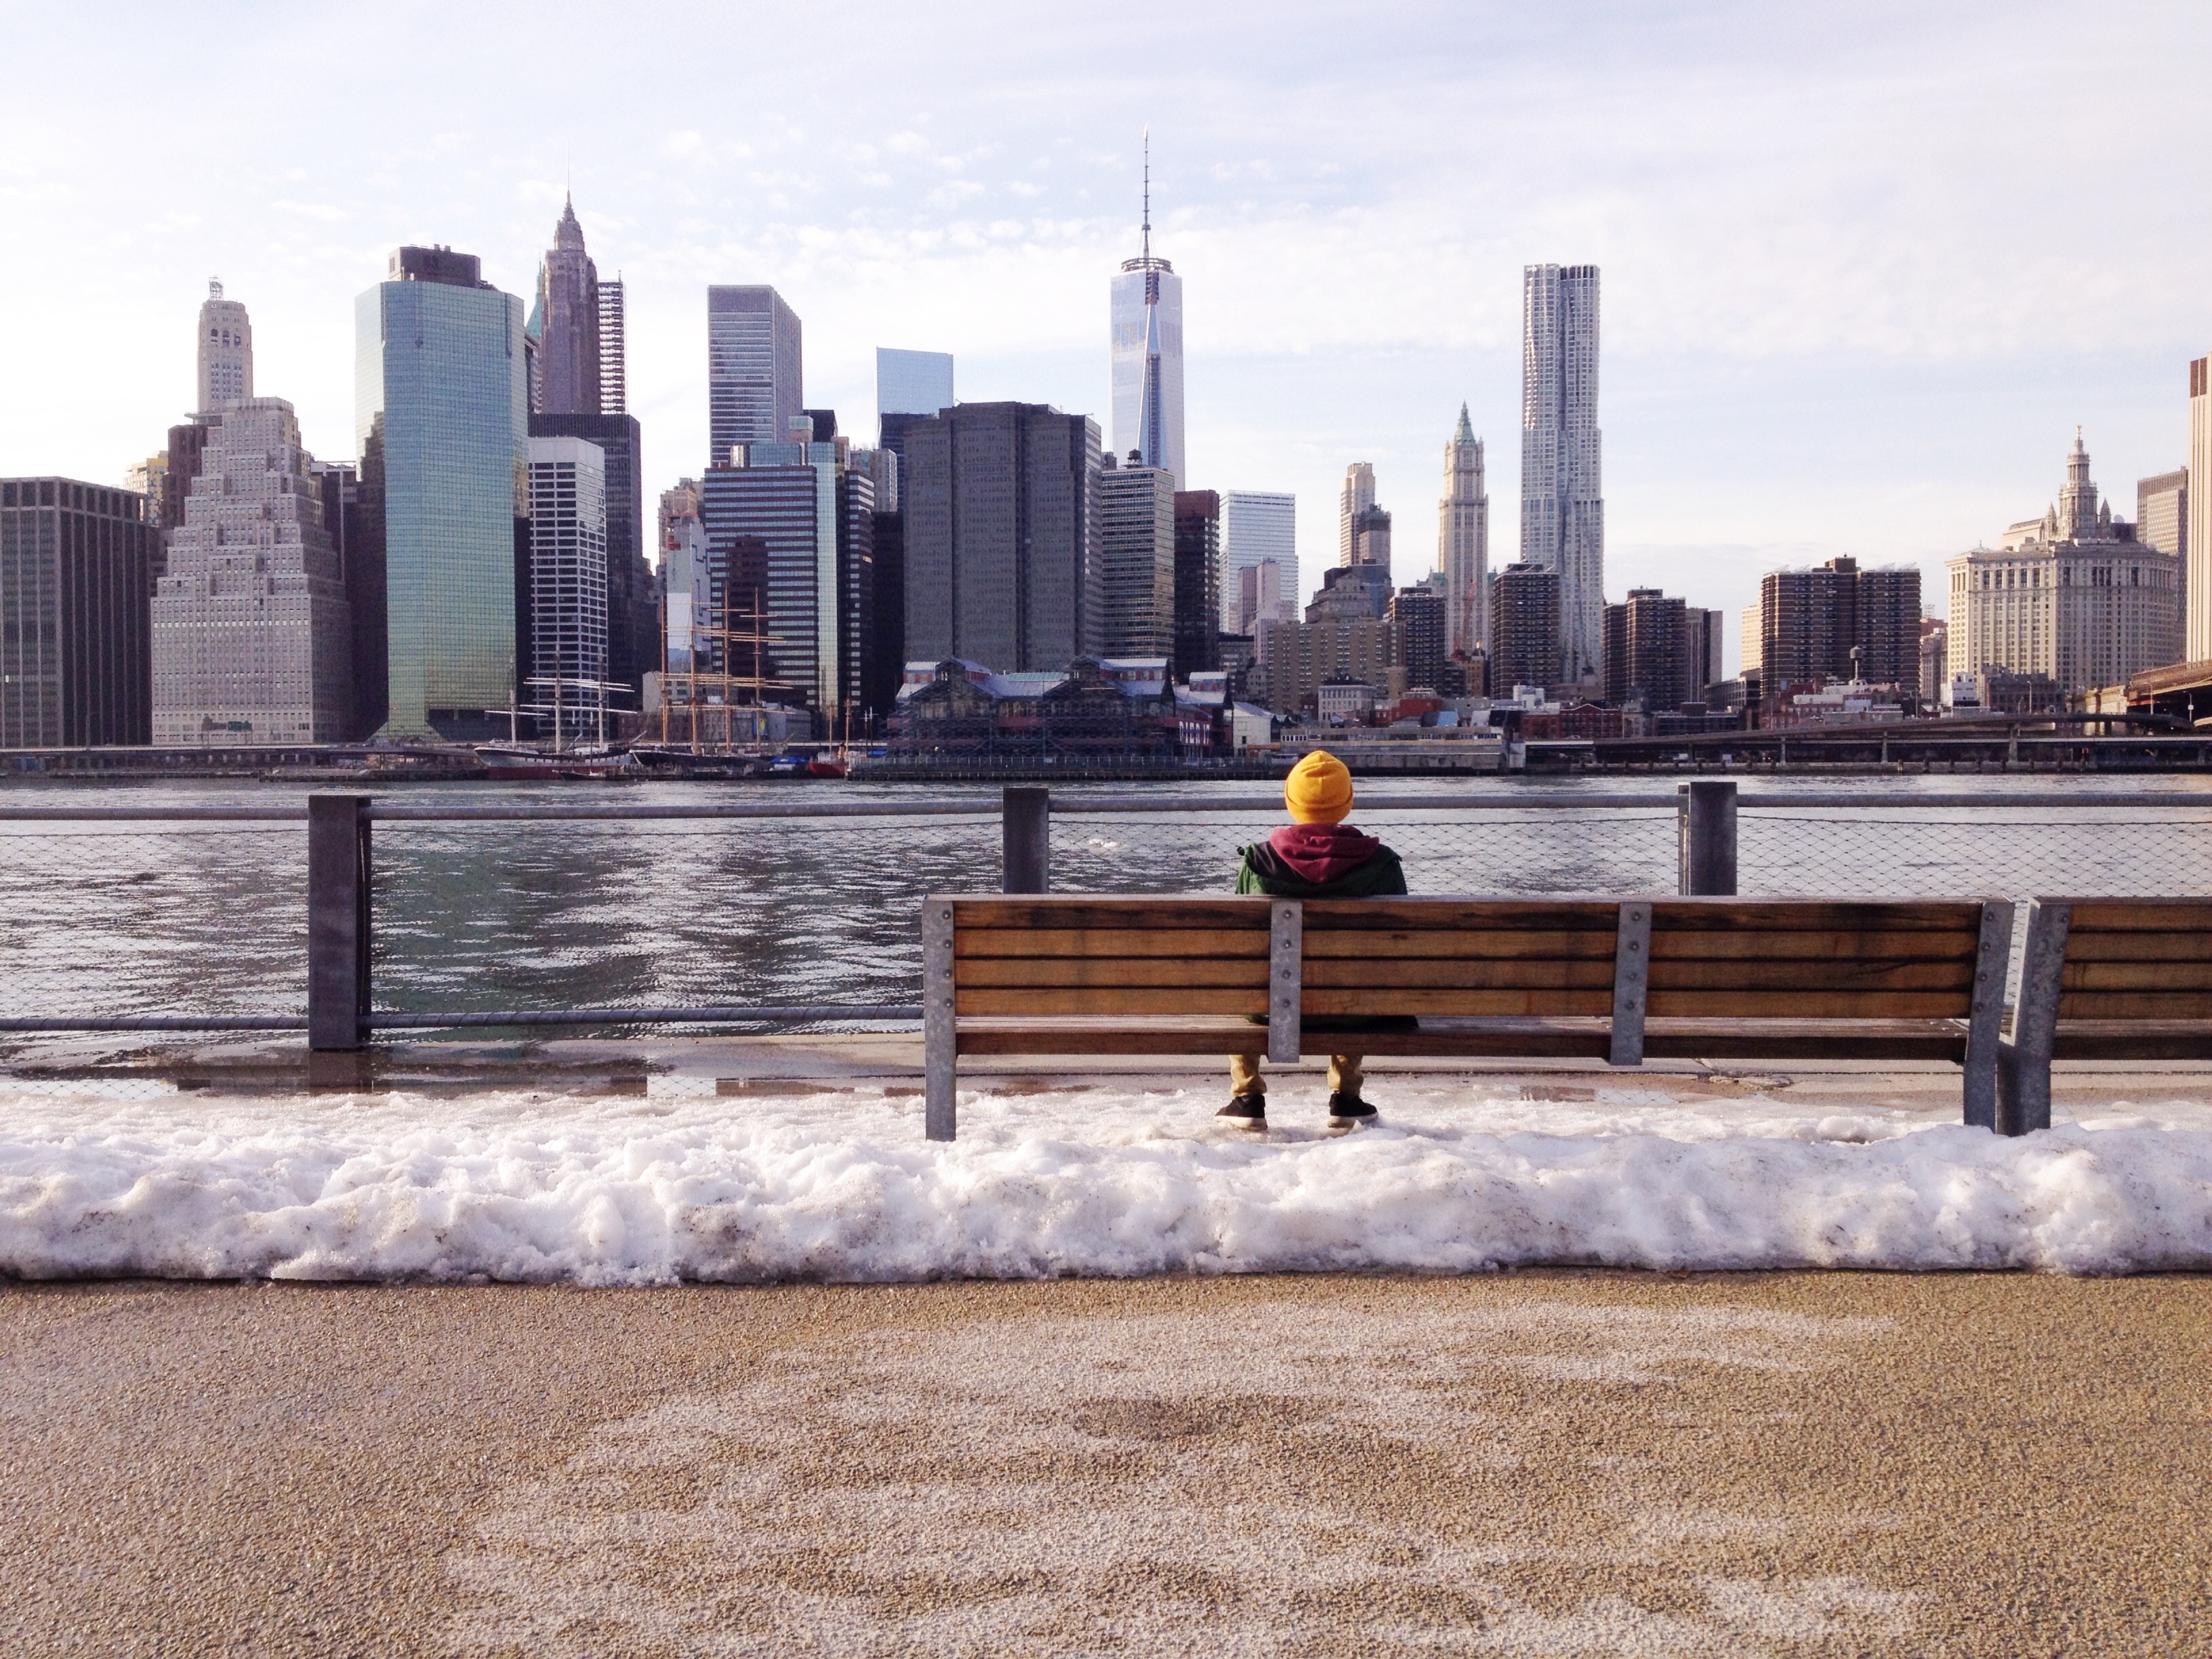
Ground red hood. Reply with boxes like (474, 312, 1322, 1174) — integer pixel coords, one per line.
(1268, 823, 1383, 885)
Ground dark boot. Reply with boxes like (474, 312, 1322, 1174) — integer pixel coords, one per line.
(1216, 1094, 1267, 1131)
(1326, 1092, 1377, 1132)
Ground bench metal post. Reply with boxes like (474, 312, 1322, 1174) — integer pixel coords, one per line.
(1678, 780, 1738, 896)
(1608, 901, 1650, 1065)
(1002, 786, 1049, 894)
(1268, 899, 1303, 1065)
(1997, 899, 2068, 1136)
(307, 793, 371, 1051)
(1961, 899, 2015, 1130)
(923, 897, 958, 1141)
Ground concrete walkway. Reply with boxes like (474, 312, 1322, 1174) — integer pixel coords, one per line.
(1, 1271, 2205, 1657)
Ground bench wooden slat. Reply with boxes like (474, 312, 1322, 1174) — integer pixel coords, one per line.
(1304, 929, 1620, 960)
(2062, 960, 2212, 991)
(952, 1014, 1974, 1063)
(1641, 1018, 1968, 1062)
(1305, 958, 1616, 990)
(2055, 991, 2212, 1019)
(956, 1016, 1269, 1057)
(2062, 933, 2212, 962)
(956, 928, 1269, 960)
(2062, 901, 2212, 933)
(1651, 901, 1982, 933)
(956, 987, 1268, 1017)
(951, 899, 1269, 931)
(1648, 990, 1971, 1018)
(1301, 900, 1621, 930)
(956, 958, 1271, 989)
(1649, 929, 1978, 962)
(1648, 960, 1975, 992)
(1303, 988, 1615, 1017)
(2049, 1019, 2212, 1060)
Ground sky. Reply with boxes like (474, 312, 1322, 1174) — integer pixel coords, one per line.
(5, 0, 2209, 670)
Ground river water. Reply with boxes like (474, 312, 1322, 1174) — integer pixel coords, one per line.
(5, 774, 2212, 1026)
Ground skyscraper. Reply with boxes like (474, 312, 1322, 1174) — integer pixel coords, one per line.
(1390, 583, 1446, 693)
(2190, 354, 2211, 661)
(1098, 458, 1175, 658)
(1761, 556, 1920, 688)
(1601, 588, 1689, 711)
(1521, 263, 1603, 691)
(708, 286, 802, 464)
(2139, 468, 2187, 562)
(355, 245, 528, 741)
(1172, 489, 1222, 682)
(152, 399, 352, 745)
(197, 279, 252, 413)
(903, 401, 1101, 672)
(1338, 463, 1375, 565)
(876, 348, 954, 496)
(521, 203, 651, 714)
(1488, 562, 1561, 693)
(0, 479, 158, 745)
(525, 436, 608, 742)
(1109, 138, 1185, 485)
(597, 277, 626, 414)
(1439, 405, 1488, 657)
(1237, 559, 1288, 634)
(877, 348, 954, 421)
(1221, 491, 1296, 632)
(1348, 504, 1392, 576)
(535, 196, 600, 417)
(1946, 435, 2179, 695)
(700, 424, 874, 731)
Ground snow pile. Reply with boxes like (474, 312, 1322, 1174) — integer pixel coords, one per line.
(0, 1081, 2207, 1282)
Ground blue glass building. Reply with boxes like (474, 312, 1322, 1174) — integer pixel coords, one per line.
(355, 247, 527, 740)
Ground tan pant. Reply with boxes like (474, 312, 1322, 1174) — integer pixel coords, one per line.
(1229, 1053, 1364, 1099)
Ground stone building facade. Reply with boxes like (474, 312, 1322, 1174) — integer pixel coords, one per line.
(1946, 434, 2181, 694)
(152, 399, 352, 744)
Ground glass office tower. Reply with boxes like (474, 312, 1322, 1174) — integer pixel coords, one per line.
(707, 287, 802, 464)
(356, 247, 528, 741)
(876, 348, 954, 420)
(1219, 491, 1296, 632)
(1110, 149, 1185, 486)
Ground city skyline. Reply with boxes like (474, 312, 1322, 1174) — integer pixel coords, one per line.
(7, 3, 2212, 675)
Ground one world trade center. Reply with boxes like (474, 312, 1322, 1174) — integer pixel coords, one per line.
(1109, 134, 1185, 487)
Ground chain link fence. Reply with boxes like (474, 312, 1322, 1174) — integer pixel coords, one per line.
(369, 817, 998, 1025)
(7, 793, 2212, 1036)
(1053, 808, 1682, 896)
(0, 823, 306, 1021)
(1734, 806, 2212, 899)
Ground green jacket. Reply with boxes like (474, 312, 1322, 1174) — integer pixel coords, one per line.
(1233, 844, 1408, 899)
(1234, 830, 1413, 1029)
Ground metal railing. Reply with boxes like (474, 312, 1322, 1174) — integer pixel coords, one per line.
(5, 781, 2212, 1042)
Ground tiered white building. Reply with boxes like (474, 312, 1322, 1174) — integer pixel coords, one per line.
(1945, 434, 2181, 695)
(152, 398, 352, 743)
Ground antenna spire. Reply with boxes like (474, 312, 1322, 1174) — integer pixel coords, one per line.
(1141, 127, 1151, 261)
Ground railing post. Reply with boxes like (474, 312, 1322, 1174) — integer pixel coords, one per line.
(307, 794, 371, 1050)
(1002, 785, 1049, 894)
(1678, 779, 1738, 896)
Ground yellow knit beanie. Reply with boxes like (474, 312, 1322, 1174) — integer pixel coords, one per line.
(1284, 751, 1354, 825)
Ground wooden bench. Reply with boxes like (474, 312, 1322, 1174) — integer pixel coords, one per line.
(2000, 897, 2212, 1134)
(921, 894, 2016, 1141)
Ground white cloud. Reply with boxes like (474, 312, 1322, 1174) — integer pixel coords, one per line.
(1, 0, 2208, 596)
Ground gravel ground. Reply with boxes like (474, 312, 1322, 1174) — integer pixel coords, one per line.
(0, 1271, 2205, 1657)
